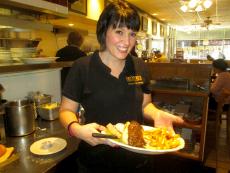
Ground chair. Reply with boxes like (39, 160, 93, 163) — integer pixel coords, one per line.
(215, 88, 230, 141)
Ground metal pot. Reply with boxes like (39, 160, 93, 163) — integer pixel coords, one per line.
(0, 84, 5, 115)
(4, 99, 36, 136)
(27, 92, 52, 106)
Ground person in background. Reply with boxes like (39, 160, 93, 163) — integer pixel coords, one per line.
(59, 1, 183, 172)
(209, 59, 230, 111)
(207, 54, 214, 61)
(152, 50, 168, 62)
(56, 31, 87, 88)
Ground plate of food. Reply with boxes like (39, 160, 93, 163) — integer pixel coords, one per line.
(97, 121, 185, 155)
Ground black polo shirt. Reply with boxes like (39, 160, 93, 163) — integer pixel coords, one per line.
(63, 51, 152, 125)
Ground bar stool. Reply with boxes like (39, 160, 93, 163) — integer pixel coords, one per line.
(215, 88, 230, 141)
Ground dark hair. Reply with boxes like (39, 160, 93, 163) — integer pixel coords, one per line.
(212, 59, 229, 71)
(96, 0, 140, 51)
(207, 54, 214, 61)
(154, 50, 161, 54)
(67, 31, 84, 47)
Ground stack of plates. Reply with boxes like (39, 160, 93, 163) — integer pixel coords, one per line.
(0, 48, 13, 64)
(10, 47, 37, 59)
(22, 57, 57, 64)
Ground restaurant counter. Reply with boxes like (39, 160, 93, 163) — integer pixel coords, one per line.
(0, 118, 80, 173)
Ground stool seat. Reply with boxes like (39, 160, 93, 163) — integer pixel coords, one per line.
(215, 88, 230, 142)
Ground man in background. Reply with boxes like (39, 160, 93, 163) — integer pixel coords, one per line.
(56, 31, 86, 89)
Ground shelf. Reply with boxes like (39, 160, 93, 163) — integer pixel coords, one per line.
(149, 62, 210, 162)
(152, 88, 209, 97)
(0, 61, 73, 74)
(0, 0, 68, 18)
(170, 151, 200, 161)
(0, 38, 41, 42)
(175, 122, 202, 131)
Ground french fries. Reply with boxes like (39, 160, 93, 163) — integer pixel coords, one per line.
(143, 128, 181, 150)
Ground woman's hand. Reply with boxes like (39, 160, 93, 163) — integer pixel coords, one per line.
(154, 110, 184, 134)
(71, 123, 118, 147)
(143, 102, 184, 133)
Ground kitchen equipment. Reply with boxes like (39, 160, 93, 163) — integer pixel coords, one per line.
(4, 99, 36, 136)
(0, 84, 5, 115)
(37, 102, 59, 121)
(27, 92, 52, 106)
(0, 84, 5, 142)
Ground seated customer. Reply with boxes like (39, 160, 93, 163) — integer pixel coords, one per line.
(207, 54, 214, 61)
(152, 50, 168, 62)
(209, 59, 230, 110)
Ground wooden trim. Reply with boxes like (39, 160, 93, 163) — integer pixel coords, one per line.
(69, 0, 87, 15)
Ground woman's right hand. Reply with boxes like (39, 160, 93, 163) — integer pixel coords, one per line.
(71, 122, 117, 147)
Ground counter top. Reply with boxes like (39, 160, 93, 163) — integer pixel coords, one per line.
(0, 118, 80, 173)
(0, 62, 74, 74)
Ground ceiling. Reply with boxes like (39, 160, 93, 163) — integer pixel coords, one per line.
(126, 0, 230, 30)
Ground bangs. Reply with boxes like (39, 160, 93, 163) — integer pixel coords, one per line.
(108, 5, 140, 31)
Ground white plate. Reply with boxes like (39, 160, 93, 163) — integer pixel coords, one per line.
(104, 123, 185, 155)
(30, 137, 67, 155)
(22, 57, 56, 64)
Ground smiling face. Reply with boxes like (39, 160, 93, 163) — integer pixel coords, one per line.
(104, 26, 137, 60)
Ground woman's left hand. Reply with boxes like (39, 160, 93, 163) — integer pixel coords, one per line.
(153, 110, 184, 134)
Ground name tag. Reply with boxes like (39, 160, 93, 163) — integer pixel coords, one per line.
(126, 75, 143, 85)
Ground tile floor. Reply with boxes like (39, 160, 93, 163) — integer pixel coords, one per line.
(204, 115, 230, 173)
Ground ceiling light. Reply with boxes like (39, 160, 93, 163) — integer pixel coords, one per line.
(188, 0, 197, 8)
(203, 0, 212, 8)
(152, 13, 158, 16)
(68, 23, 74, 27)
(180, 0, 213, 12)
(180, 5, 188, 12)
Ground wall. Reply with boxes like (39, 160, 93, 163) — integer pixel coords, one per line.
(0, 69, 61, 102)
(31, 30, 58, 57)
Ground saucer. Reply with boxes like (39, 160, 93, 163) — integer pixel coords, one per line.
(30, 137, 67, 155)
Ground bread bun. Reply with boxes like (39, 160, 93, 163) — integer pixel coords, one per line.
(0, 144, 7, 157)
(121, 121, 130, 144)
(106, 123, 122, 138)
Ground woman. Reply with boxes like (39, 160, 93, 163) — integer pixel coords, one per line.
(209, 58, 230, 110)
(59, 1, 183, 172)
